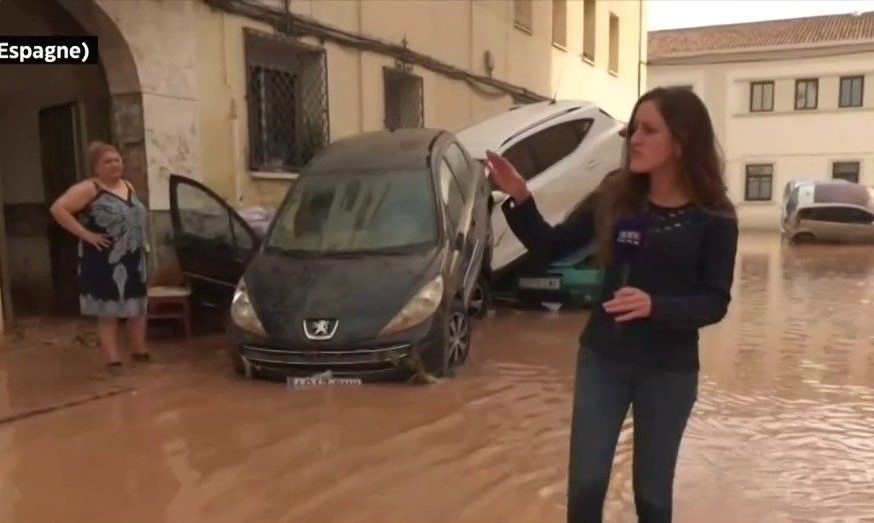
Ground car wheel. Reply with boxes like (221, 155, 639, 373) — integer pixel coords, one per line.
(793, 232, 816, 244)
(468, 275, 491, 318)
(446, 302, 472, 369)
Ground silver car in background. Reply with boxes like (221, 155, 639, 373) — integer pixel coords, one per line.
(782, 180, 874, 244)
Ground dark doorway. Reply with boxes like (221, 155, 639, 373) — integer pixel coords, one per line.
(39, 102, 85, 315)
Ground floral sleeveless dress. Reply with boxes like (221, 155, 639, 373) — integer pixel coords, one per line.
(78, 180, 149, 318)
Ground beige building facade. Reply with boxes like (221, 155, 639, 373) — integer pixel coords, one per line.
(0, 0, 647, 331)
(198, 0, 648, 208)
(648, 12, 874, 230)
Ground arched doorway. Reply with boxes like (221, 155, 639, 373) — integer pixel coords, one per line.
(0, 0, 145, 324)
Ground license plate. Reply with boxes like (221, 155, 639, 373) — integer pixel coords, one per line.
(518, 277, 561, 290)
(288, 371, 362, 388)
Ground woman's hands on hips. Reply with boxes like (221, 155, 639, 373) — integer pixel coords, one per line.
(603, 287, 652, 322)
(82, 231, 112, 251)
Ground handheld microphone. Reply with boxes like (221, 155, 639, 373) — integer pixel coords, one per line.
(613, 215, 648, 334)
(615, 214, 648, 286)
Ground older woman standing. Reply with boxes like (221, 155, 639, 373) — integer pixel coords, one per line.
(50, 141, 150, 373)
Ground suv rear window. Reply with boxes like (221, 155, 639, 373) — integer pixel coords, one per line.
(502, 119, 593, 181)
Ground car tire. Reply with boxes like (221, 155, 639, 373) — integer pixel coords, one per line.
(446, 301, 472, 369)
(423, 301, 472, 378)
(468, 274, 491, 319)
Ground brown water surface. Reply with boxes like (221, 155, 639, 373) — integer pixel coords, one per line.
(1, 233, 872, 523)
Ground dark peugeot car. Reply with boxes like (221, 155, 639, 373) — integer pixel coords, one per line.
(169, 129, 491, 381)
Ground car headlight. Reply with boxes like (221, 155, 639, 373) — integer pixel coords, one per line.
(231, 279, 267, 337)
(380, 275, 444, 336)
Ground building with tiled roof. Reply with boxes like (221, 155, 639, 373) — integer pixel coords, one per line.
(648, 12, 874, 230)
(650, 11, 874, 62)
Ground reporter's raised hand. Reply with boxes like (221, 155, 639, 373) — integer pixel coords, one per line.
(485, 150, 530, 203)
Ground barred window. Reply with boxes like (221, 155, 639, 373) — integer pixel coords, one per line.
(245, 29, 330, 173)
(383, 68, 424, 130)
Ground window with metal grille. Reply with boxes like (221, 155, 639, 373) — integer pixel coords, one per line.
(795, 79, 818, 110)
(383, 68, 424, 130)
(745, 164, 773, 201)
(750, 81, 774, 112)
(245, 29, 330, 173)
(833, 161, 860, 183)
(514, 0, 533, 33)
(839, 76, 864, 108)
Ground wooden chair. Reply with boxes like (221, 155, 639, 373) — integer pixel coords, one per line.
(147, 286, 193, 338)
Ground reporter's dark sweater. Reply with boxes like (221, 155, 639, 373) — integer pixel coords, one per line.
(502, 196, 738, 372)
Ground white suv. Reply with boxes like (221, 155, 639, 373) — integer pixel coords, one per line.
(457, 100, 625, 272)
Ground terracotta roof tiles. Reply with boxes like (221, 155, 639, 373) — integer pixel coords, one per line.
(649, 11, 874, 59)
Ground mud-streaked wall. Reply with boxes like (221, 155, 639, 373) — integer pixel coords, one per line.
(94, 0, 202, 212)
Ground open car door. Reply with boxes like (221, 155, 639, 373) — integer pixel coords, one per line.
(169, 174, 260, 309)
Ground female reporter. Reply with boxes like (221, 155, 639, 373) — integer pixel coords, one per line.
(486, 87, 738, 523)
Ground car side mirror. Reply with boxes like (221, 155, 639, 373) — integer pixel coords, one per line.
(454, 232, 465, 251)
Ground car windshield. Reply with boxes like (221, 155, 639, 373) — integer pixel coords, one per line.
(266, 169, 438, 255)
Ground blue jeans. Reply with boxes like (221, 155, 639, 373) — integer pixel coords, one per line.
(567, 348, 698, 523)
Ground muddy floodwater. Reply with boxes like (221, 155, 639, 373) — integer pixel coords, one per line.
(1, 233, 873, 523)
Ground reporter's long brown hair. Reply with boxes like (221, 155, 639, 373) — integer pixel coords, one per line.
(592, 87, 736, 267)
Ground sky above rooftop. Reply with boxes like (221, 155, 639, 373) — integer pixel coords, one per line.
(649, 0, 874, 31)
